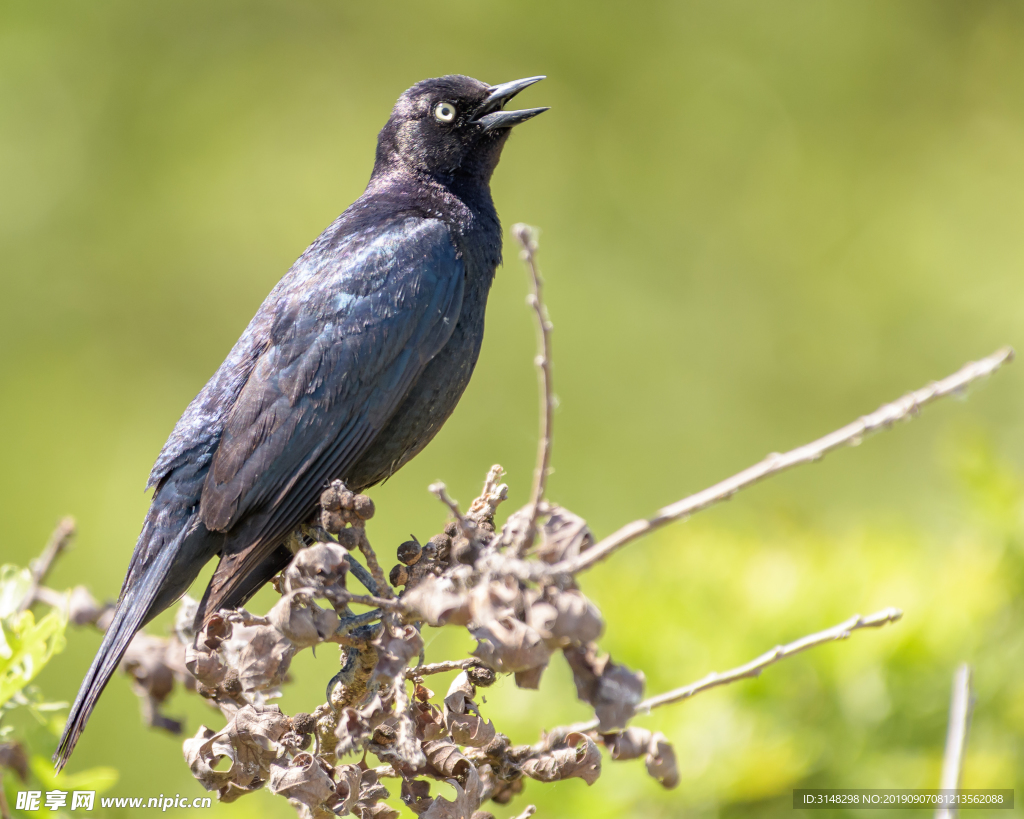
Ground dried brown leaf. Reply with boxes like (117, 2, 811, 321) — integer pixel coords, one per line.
(184, 642, 228, 689)
(512, 664, 547, 690)
(268, 753, 336, 813)
(216, 779, 265, 804)
(403, 576, 471, 626)
(401, 778, 434, 815)
(361, 805, 402, 819)
(467, 577, 521, 625)
(421, 766, 483, 819)
(537, 505, 593, 564)
(393, 680, 428, 770)
(645, 732, 679, 789)
(470, 617, 550, 675)
(423, 739, 472, 780)
(0, 741, 28, 781)
(183, 725, 237, 792)
(121, 632, 177, 702)
(228, 704, 290, 776)
(373, 623, 424, 682)
(412, 697, 447, 741)
(333, 763, 364, 814)
(477, 761, 524, 806)
(528, 589, 603, 647)
(563, 643, 644, 733)
(520, 732, 600, 786)
(447, 713, 497, 748)
(283, 541, 349, 597)
(66, 585, 109, 627)
(603, 727, 652, 761)
(442, 672, 495, 747)
(236, 625, 296, 692)
(268, 593, 340, 648)
(334, 694, 386, 758)
(355, 768, 392, 811)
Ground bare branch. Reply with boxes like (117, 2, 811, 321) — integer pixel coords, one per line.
(936, 663, 974, 819)
(404, 659, 475, 679)
(556, 347, 1015, 576)
(18, 516, 76, 614)
(428, 481, 477, 537)
(333, 589, 407, 614)
(513, 223, 555, 556)
(562, 607, 903, 734)
(356, 531, 393, 600)
(0, 770, 11, 819)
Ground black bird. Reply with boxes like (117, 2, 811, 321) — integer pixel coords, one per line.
(55, 74, 547, 770)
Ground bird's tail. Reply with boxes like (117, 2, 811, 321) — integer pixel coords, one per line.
(52, 534, 180, 772)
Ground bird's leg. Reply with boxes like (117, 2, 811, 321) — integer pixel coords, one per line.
(334, 608, 382, 640)
(326, 622, 384, 709)
(354, 525, 393, 599)
(345, 556, 381, 597)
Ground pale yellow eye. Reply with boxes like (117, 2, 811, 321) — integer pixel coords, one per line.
(434, 102, 457, 123)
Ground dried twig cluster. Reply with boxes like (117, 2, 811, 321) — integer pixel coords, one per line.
(25, 226, 1013, 818)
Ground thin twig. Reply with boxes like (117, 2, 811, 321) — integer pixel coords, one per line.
(556, 347, 1014, 576)
(17, 516, 76, 614)
(936, 664, 974, 819)
(335, 590, 407, 614)
(404, 659, 476, 679)
(428, 482, 477, 536)
(563, 607, 903, 734)
(356, 529, 393, 600)
(510, 807, 537, 819)
(513, 224, 554, 556)
(0, 770, 10, 819)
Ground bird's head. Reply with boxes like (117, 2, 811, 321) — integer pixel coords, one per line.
(373, 74, 547, 182)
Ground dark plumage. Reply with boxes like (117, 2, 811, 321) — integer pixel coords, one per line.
(55, 74, 547, 770)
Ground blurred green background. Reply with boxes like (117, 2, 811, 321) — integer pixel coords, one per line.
(3, 0, 1024, 816)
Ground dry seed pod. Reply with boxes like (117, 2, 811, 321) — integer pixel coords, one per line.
(321, 509, 346, 535)
(291, 712, 315, 735)
(396, 539, 422, 566)
(220, 670, 242, 697)
(320, 484, 343, 512)
(371, 724, 396, 746)
(389, 564, 409, 586)
(336, 527, 361, 551)
(352, 494, 375, 520)
(466, 665, 497, 688)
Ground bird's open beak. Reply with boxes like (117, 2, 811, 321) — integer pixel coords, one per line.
(473, 76, 548, 133)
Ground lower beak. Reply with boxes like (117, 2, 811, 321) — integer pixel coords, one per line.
(473, 76, 548, 133)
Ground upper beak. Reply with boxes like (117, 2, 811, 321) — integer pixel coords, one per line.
(473, 76, 548, 133)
